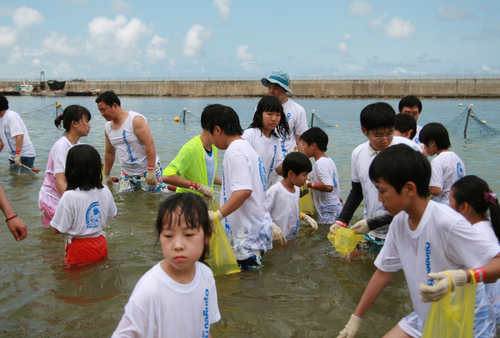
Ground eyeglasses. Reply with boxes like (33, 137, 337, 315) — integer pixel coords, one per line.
(370, 134, 394, 141)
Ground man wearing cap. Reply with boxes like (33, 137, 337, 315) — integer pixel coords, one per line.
(261, 71, 308, 155)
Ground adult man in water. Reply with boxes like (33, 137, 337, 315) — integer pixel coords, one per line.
(261, 71, 308, 155)
(96, 91, 169, 193)
(398, 95, 423, 144)
(0, 94, 36, 173)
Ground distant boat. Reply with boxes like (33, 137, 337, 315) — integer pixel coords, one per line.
(47, 80, 66, 91)
(20, 83, 34, 96)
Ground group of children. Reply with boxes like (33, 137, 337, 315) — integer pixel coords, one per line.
(11, 90, 500, 337)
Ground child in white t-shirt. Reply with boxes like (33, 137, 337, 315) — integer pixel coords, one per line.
(450, 175, 500, 325)
(419, 122, 465, 204)
(300, 127, 343, 225)
(51, 145, 117, 266)
(266, 152, 317, 245)
(337, 144, 500, 338)
(113, 193, 220, 338)
(243, 95, 289, 189)
(205, 104, 273, 270)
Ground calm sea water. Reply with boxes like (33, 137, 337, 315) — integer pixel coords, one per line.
(1, 96, 500, 337)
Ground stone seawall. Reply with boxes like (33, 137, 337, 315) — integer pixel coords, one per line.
(2, 78, 499, 98)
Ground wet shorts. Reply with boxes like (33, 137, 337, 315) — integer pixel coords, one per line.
(65, 235, 108, 266)
(38, 198, 55, 227)
(237, 251, 264, 271)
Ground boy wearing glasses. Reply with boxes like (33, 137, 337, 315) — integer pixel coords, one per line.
(330, 102, 395, 253)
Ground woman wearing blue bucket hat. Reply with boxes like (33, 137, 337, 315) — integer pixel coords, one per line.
(260, 71, 309, 184)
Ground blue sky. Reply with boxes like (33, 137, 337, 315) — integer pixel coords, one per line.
(0, 0, 499, 79)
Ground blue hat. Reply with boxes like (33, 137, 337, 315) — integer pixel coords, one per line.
(261, 70, 293, 94)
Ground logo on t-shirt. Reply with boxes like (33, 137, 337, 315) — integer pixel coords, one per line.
(122, 130, 138, 165)
(258, 157, 267, 192)
(425, 242, 434, 286)
(202, 289, 210, 337)
(456, 162, 464, 179)
(86, 201, 102, 229)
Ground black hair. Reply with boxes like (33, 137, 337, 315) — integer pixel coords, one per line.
(395, 113, 417, 140)
(369, 144, 431, 198)
(299, 127, 328, 151)
(398, 95, 422, 114)
(65, 145, 104, 191)
(282, 152, 312, 178)
(419, 123, 451, 150)
(155, 193, 212, 264)
(54, 105, 91, 133)
(360, 102, 396, 132)
(0, 94, 8, 111)
(95, 91, 121, 107)
(203, 104, 243, 136)
(452, 175, 500, 241)
(249, 96, 290, 138)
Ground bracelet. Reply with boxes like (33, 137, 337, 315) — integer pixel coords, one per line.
(300, 212, 306, 220)
(309, 182, 317, 189)
(104, 173, 110, 176)
(5, 214, 18, 222)
(472, 267, 486, 283)
(189, 181, 198, 190)
(15, 150, 20, 155)
(147, 165, 155, 170)
(336, 221, 348, 228)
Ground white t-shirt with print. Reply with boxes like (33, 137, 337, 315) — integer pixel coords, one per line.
(266, 182, 300, 238)
(50, 186, 117, 238)
(351, 141, 388, 238)
(375, 201, 500, 332)
(391, 136, 423, 153)
(242, 128, 284, 189)
(204, 148, 216, 188)
(112, 261, 220, 338)
(311, 157, 343, 224)
(412, 125, 422, 145)
(220, 139, 273, 260)
(430, 151, 465, 204)
(105, 111, 159, 176)
(0, 109, 35, 159)
(280, 99, 309, 156)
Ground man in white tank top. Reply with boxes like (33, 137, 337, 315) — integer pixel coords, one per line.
(96, 91, 168, 193)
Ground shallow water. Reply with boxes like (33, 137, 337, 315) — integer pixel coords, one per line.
(1, 96, 500, 337)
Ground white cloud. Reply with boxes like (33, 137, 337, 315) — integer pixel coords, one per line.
(236, 45, 253, 61)
(386, 17, 415, 39)
(213, 0, 231, 21)
(8, 46, 43, 65)
(371, 15, 415, 39)
(342, 33, 352, 41)
(416, 54, 440, 63)
(337, 65, 364, 72)
(183, 24, 212, 58)
(393, 67, 408, 74)
(12, 6, 43, 30)
(482, 64, 490, 71)
(146, 35, 168, 61)
(169, 58, 176, 67)
(437, 4, 471, 20)
(0, 26, 17, 47)
(348, 1, 373, 16)
(42, 32, 81, 56)
(367, 55, 387, 66)
(110, 0, 131, 12)
(338, 42, 348, 51)
(86, 15, 150, 63)
(32, 58, 40, 66)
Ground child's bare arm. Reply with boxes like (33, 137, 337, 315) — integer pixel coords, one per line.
(429, 186, 441, 196)
(218, 190, 252, 218)
(308, 182, 333, 192)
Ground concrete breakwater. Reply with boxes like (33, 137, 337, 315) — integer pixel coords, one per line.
(1, 78, 499, 98)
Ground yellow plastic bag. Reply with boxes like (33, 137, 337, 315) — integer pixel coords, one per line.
(299, 186, 316, 216)
(327, 228, 364, 257)
(421, 271, 476, 338)
(206, 213, 240, 276)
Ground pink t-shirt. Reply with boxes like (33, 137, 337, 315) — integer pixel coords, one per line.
(39, 137, 76, 209)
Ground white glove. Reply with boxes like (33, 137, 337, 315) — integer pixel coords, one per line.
(215, 210, 224, 221)
(418, 269, 468, 302)
(304, 179, 310, 188)
(145, 170, 157, 185)
(272, 223, 287, 245)
(350, 219, 370, 235)
(337, 314, 362, 338)
(196, 183, 213, 202)
(14, 154, 22, 166)
(291, 145, 298, 153)
(208, 210, 214, 223)
(303, 215, 318, 234)
(329, 220, 347, 234)
(105, 175, 113, 186)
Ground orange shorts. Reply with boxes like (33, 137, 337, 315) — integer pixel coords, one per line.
(65, 235, 108, 266)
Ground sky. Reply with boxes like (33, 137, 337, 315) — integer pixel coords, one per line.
(0, 0, 499, 80)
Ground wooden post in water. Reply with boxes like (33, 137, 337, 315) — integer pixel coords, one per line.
(464, 104, 472, 138)
(182, 107, 186, 124)
(310, 109, 315, 127)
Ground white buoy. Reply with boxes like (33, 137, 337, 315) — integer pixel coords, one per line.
(482, 120, 487, 124)
(459, 103, 463, 106)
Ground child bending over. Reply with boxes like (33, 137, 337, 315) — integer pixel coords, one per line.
(113, 193, 219, 337)
(266, 152, 317, 245)
(337, 144, 500, 338)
